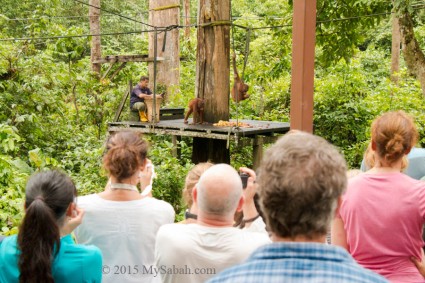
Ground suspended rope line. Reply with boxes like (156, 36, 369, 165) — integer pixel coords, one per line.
(0, 30, 155, 42)
(72, 0, 155, 27)
(5, 15, 90, 21)
(2, 5, 425, 42)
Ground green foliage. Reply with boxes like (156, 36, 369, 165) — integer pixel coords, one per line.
(1, 0, 425, 235)
(0, 125, 32, 235)
(314, 47, 425, 168)
(148, 136, 192, 214)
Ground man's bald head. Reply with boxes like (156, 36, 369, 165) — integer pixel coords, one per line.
(196, 164, 243, 218)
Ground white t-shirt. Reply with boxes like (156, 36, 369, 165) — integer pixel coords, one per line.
(75, 194, 175, 283)
(155, 223, 271, 283)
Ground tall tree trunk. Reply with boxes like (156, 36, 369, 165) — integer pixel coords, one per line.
(391, 16, 400, 84)
(184, 0, 191, 38)
(148, 0, 180, 100)
(398, 11, 425, 95)
(89, 0, 101, 75)
(192, 0, 231, 164)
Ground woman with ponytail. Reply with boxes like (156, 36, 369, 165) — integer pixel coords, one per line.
(332, 110, 425, 282)
(0, 170, 102, 283)
(74, 131, 174, 283)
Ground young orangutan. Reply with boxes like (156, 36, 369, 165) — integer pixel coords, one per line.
(231, 53, 249, 102)
(184, 98, 205, 124)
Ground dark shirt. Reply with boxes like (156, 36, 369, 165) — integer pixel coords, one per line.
(130, 84, 152, 108)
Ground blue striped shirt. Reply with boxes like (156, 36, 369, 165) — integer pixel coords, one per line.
(207, 242, 389, 283)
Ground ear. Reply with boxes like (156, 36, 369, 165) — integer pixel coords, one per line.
(140, 159, 147, 171)
(333, 196, 343, 218)
(235, 196, 244, 212)
(192, 187, 198, 205)
(66, 202, 76, 217)
(371, 140, 377, 151)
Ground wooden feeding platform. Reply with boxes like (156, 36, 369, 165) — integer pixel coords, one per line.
(108, 119, 290, 168)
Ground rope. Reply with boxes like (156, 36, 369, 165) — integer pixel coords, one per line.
(241, 28, 251, 80)
(72, 0, 155, 27)
(151, 4, 180, 11)
(198, 20, 232, 28)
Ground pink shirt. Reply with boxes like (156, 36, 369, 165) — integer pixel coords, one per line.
(339, 172, 425, 282)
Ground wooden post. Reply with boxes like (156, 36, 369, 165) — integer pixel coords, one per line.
(171, 136, 181, 158)
(290, 0, 316, 133)
(252, 136, 264, 169)
(89, 0, 101, 75)
(391, 15, 400, 84)
(148, 0, 180, 99)
(184, 0, 191, 38)
(192, 0, 231, 164)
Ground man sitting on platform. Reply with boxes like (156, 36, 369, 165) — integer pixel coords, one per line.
(130, 75, 157, 122)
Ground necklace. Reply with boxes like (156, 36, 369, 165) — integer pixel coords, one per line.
(109, 183, 139, 192)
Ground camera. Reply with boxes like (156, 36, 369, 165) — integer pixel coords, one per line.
(240, 173, 249, 189)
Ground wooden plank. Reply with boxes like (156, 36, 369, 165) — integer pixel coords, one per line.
(101, 62, 115, 80)
(113, 81, 132, 122)
(108, 119, 290, 136)
(108, 126, 235, 140)
(109, 62, 127, 81)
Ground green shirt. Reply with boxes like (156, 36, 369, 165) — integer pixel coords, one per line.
(0, 234, 102, 283)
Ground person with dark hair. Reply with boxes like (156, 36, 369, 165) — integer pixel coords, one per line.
(208, 132, 388, 283)
(130, 75, 159, 122)
(75, 131, 174, 283)
(0, 170, 102, 283)
(333, 110, 425, 282)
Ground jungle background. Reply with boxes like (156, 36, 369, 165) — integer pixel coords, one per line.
(1, 0, 425, 235)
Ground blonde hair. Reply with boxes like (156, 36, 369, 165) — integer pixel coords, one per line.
(182, 162, 213, 208)
(364, 141, 408, 170)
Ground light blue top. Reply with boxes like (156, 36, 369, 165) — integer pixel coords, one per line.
(0, 234, 102, 283)
(207, 242, 389, 283)
(361, 147, 425, 180)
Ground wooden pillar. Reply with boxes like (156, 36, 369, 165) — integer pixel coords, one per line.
(391, 15, 400, 84)
(252, 136, 264, 169)
(290, 0, 316, 133)
(148, 0, 180, 99)
(171, 136, 181, 158)
(184, 0, 191, 38)
(89, 0, 101, 75)
(192, 0, 231, 164)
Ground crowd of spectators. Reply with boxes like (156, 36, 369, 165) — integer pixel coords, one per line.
(1, 110, 425, 283)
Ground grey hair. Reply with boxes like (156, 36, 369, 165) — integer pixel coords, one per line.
(196, 164, 243, 217)
(258, 132, 347, 239)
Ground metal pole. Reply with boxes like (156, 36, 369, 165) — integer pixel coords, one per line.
(153, 27, 158, 123)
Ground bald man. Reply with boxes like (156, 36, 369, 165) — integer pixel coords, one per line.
(154, 164, 270, 283)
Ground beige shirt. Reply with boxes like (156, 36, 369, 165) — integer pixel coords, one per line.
(154, 223, 271, 283)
